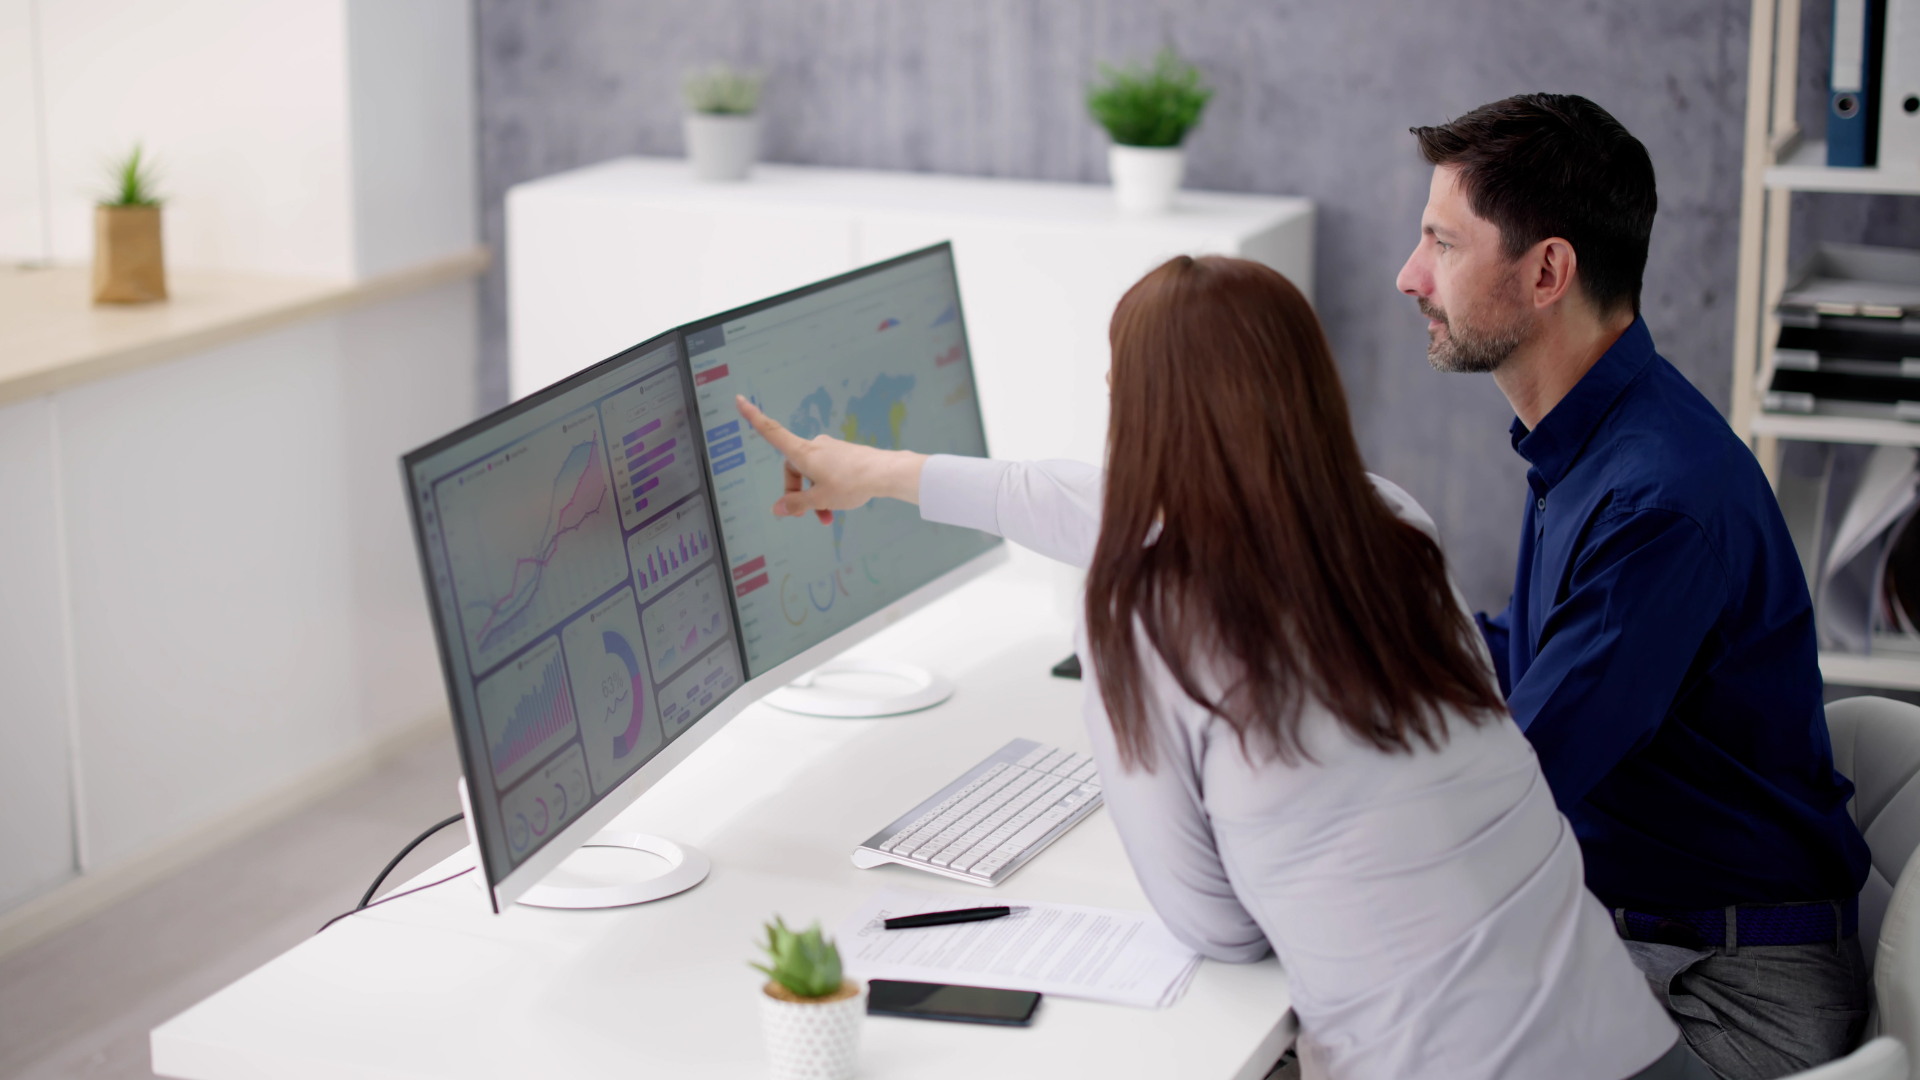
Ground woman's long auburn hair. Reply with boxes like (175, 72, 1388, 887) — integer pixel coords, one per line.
(1084, 256, 1506, 771)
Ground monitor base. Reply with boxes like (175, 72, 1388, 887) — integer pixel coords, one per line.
(514, 831, 710, 909)
(762, 658, 954, 718)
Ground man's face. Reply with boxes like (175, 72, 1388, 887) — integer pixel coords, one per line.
(1396, 166, 1532, 373)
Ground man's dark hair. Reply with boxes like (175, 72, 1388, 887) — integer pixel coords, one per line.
(1412, 93, 1657, 315)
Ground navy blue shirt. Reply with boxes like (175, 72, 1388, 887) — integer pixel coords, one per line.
(1478, 317, 1869, 912)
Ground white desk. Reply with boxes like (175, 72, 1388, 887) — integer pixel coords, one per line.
(149, 556, 1295, 1079)
(507, 158, 1314, 467)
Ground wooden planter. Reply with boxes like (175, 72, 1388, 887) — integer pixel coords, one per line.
(93, 204, 167, 304)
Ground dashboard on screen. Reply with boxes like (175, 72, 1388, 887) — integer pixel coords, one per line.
(406, 334, 744, 881)
(681, 245, 999, 678)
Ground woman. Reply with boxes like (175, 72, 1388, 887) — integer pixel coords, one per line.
(735, 256, 1696, 1080)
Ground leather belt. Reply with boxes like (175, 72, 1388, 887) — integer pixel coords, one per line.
(1611, 897, 1858, 952)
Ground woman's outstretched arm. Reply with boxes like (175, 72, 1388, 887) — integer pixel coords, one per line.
(737, 393, 1103, 567)
(735, 395, 925, 522)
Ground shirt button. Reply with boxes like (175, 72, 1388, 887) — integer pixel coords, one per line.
(1536, 498, 1546, 512)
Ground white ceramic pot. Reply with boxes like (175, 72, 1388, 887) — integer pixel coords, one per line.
(759, 981, 865, 1080)
(1108, 144, 1186, 214)
(684, 113, 758, 181)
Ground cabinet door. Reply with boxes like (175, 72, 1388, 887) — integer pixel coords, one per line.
(0, 397, 77, 913)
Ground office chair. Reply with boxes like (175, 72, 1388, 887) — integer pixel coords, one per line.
(1825, 694, 1920, 1079)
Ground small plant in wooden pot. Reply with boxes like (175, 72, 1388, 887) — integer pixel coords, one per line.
(684, 64, 763, 182)
(752, 917, 863, 1080)
(94, 144, 167, 303)
(1087, 50, 1214, 214)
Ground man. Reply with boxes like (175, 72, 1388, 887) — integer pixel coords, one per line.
(1396, 94, 1872, 1078)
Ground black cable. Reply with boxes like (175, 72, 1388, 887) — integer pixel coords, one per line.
(312, 812, 469, 933)
(317, 866, 473, 935)
(357, 812, 465, 910)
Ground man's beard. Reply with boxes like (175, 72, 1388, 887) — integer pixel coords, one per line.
(1419, 286, 1529, 374)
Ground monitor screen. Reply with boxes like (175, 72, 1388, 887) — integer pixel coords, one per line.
(682, 244, 1000, 678)
(405, 333, 745, 881)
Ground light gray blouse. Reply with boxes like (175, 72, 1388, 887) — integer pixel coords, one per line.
(918, 454, 1676, 1080)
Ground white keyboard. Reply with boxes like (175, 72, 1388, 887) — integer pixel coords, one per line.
(850, 738, 1103, 886)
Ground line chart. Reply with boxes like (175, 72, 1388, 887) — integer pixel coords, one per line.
(437, 409, 630, 673)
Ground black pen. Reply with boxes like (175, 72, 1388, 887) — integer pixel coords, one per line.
(883, 906, 1029, 930)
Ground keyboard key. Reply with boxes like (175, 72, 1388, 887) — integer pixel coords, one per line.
(1032, 748, 1075, 774)
(1014, 744, 1052, 769)
(971, 851, 1013, 876)
(999, 800, 1080, 857)
(1069, 760, 1099, 782)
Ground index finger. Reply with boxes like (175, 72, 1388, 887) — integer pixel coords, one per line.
(735, 395, 810, 457)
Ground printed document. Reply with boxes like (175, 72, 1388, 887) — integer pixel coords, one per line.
(835, 887, 1201, 1008)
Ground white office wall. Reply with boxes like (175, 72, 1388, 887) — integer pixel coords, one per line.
(36, 0, 356, 278)
(0, 397, 77, 911)
(0, 0, 46, 262)
(57, 320, 363, 867)
(345, 0, 478, 277)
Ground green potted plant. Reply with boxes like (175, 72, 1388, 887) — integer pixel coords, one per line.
(94, 144, 167, 303)
(752, 916, 863, 1080)
(1086, 49, 1214, 213)
(683, 64, 764, 182)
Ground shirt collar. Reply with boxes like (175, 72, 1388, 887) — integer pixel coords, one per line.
(1510, 316, 1658, 489)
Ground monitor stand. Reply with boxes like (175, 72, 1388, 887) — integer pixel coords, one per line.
(516, 831, 710, 909)
(762, 657, 955, 718)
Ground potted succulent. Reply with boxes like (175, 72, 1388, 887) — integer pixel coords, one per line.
(93, 144, 167, 303)
(1086, 50, 1214, 214)
(683, 64, 764, 182)
(752, 917, 863, 1080)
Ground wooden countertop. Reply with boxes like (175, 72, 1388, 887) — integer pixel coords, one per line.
(0, 247, 488, 407)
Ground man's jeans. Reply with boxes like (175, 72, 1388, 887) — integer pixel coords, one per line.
(1625, 937, 1870, 1079)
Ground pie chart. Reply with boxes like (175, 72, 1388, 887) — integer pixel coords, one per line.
(603, 629, 647, 758)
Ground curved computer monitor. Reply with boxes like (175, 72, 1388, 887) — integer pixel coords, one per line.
(402, 242, 1005, 911)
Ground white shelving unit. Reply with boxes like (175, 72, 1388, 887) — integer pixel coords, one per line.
(1733, 0, 1920, 689)
(1765, 139, 1920, 194)
(1749, 412, 1920, 447)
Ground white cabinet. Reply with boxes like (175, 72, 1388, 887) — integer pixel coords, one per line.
(0, 261, 482, 935)
(508, 158, 1313, 467)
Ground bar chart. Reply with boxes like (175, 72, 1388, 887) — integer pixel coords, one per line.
(626, 494, 714, 596)
(640, 563, 731, 683)
(477, 636, 579, 788)
(599, 366, 704, 531)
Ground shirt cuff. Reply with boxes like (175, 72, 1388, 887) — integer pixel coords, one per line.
(919, 454, 1012, 535)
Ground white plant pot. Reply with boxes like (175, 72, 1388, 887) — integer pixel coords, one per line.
(1108, 144, 1186, 214)
(759, 981, 865, 1080)
(684, 113, 758, 182)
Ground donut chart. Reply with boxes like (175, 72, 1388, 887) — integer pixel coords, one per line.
(561, 586, 662, 796)
(604, 629, 647, 757)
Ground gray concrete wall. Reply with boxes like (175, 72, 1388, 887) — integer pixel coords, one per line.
(475, 0, 1908, 613)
